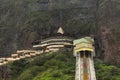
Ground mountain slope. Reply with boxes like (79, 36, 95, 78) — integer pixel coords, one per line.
(98, 0, 120, 66)
(8, 51, 75, 80)
(0, 0, 120, 67)
(1, 51, 120, 80)
(0, 0, 96, 56)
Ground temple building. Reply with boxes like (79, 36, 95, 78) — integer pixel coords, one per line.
(33, 27, 74, 53)
(0, 27, 74, 66)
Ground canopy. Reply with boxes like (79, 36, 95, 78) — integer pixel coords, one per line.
(73, 37, 94, 45)
(73, 37, 94, 52)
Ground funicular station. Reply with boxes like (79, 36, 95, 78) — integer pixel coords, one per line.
(73, 37, 96, 80)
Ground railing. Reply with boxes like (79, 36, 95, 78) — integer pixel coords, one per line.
(41, 38, 73, 44)
(33, 42, 73, 48)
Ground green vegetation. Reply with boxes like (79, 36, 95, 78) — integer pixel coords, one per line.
(8, 51, 75, 80)
(0, 0, 120, 79)
(95, 59, 120, 80)
(4, 51, 119, 80)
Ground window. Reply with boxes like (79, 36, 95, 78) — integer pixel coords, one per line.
(80, 51, 91, 58)
(80, 51, 84, 58)
(85, 51, 91, 58)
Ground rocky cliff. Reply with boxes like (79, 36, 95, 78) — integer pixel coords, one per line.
(98, 0, 120, 66)
(0, 0, 96, 56)
(0, 0, 120, 66)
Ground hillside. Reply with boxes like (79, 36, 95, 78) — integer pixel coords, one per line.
(0, 51, 120, 80)
(0, 0, 96, 56)
(2, 51, 76, 80)
(0, 0, 120, 79)
(0, 0, 120, 66)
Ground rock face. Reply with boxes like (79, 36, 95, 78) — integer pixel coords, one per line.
(98, 0, 120, 66)
(0, 0, 119, 66)
(0, 0, 97, 56)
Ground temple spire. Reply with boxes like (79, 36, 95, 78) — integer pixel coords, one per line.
(57, 27, 64, 34)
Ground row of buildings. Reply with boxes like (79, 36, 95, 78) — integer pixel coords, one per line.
(0, 50, 42, 65)
(0, 27, 97, 80)
(0, 27, 74, 65)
